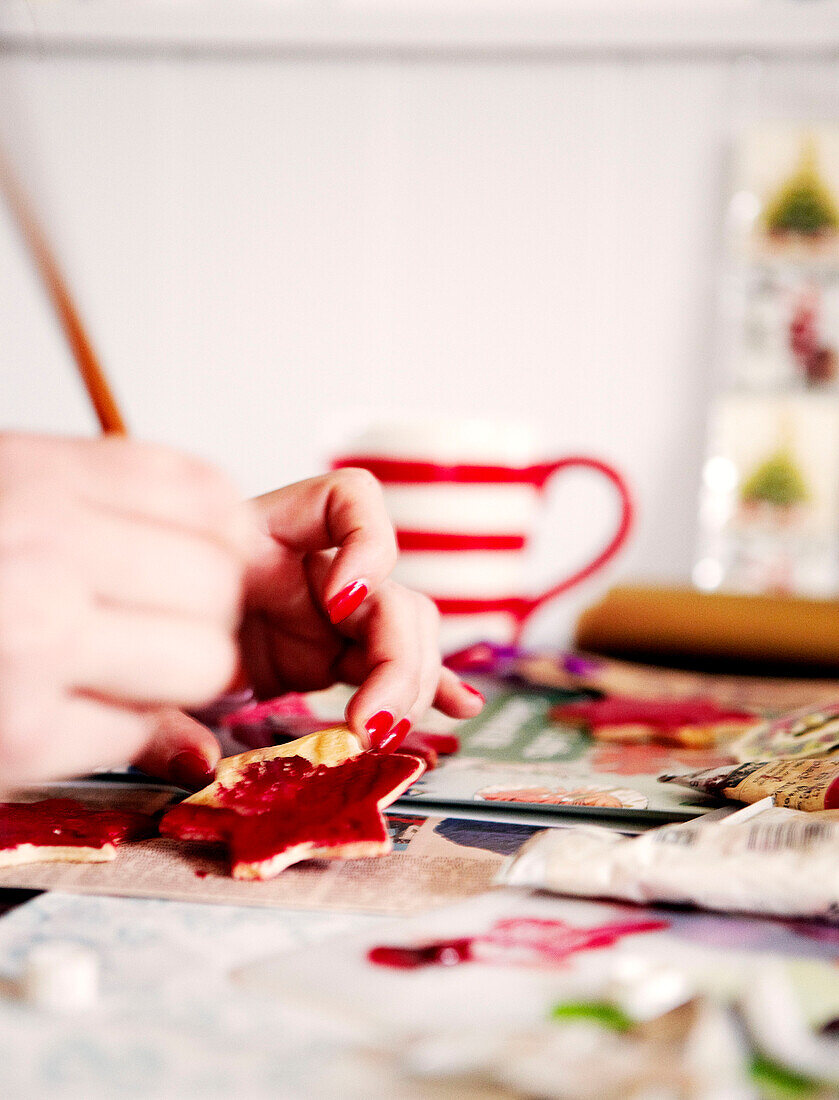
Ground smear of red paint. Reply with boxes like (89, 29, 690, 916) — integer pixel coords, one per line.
(160, 751, 425, 879)
(0, 799, 156, 854)
(368, 916, 668, 970)
(220, 694, 312, 729)
(370, 938, 473, 969)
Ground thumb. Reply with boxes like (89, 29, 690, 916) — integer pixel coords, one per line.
(133, 708, 221, 791)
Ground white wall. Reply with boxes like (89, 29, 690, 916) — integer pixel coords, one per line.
(1, 14, 837, 641)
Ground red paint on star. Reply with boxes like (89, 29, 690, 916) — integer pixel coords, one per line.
(160, 752, 425, 880)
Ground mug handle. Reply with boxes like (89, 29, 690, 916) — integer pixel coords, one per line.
(513, 455, 634, 642)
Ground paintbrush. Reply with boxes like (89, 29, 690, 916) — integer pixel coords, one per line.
(0, 151, 127, 435)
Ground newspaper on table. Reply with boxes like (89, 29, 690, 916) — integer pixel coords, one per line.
(0, 779, 520, 914)
(499, 798, 839, 921)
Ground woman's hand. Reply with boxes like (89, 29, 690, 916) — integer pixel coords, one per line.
(138, 470, 485, 787)
(238, 469, 483, 749)
(0, 440, 482, 787)
(0, 434, 252, 783)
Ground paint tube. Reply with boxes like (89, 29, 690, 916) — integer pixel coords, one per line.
(498, 800, 839, 920)
(659, 757, 839, 810)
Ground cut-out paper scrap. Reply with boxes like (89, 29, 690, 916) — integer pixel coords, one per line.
(590, 743, 736, 777)
(476, 784, 648, 810)
(160, 726, 425, 880)
(0, 799, 156, 867)
(731, 701, 839, 763)
(551, 696, 757, 748)
(398, 730, 459, 770)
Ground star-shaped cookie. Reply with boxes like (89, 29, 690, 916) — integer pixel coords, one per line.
(160, 726, 425, 880)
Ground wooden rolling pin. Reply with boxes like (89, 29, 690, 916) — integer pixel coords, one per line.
(575, 584, 839, 672)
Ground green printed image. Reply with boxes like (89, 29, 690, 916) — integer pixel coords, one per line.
(764, 138, 839, 239)
(456, 691, 589, 764)
(741, 447, 810, 509)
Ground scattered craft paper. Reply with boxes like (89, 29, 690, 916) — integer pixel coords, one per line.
(732, 700, 839, 762)
(551, 697, 756, 748)
(230, 891, 672, 1041)
(161, 726, 426, 880)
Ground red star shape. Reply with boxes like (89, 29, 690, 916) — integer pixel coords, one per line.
(160, 752, 425, 880)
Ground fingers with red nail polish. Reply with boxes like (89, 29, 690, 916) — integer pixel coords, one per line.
(131, 708, 221, 790)
(220, 472, 489, 776)
(364, 710, 394, 749)
(375, 718, 411, 754)
(462, 683, 485, 704)
(327, 580, 368, 624)
(342, 585, 479, 749)
(431, 668, 486, 718)
(361, 710, 411, 754)
(169, 750, 215, 790)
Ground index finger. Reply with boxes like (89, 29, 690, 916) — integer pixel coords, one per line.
(254, 469, 398, 623)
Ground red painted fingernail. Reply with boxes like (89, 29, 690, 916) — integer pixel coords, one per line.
(327, 581, 368, 624)
(364, 710, 394, 747)
(463, 684, 485, 704)
(169, 751, 214, 791)
(375, 718, 411, 754)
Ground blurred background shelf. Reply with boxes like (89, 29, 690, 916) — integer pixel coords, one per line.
(3, 1, 839, 57)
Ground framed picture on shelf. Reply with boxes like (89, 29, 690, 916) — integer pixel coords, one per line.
(723, 125, 839, 390)
(695, 391, 839, 596)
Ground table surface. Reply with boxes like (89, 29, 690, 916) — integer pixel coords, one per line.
(0, 880, 836, 1097)
(0, 889, 397, 1097)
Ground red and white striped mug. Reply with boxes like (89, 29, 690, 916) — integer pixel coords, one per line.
(332, 421, 633, 651)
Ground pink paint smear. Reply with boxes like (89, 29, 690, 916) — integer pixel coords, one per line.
(220, 694, 312, 729)
(368, 916, 668, 970)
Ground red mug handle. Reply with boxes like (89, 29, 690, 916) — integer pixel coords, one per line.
(513, 455, 634, 642)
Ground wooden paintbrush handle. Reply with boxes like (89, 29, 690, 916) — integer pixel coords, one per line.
(0, 152, 126, 435)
